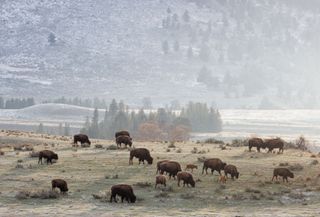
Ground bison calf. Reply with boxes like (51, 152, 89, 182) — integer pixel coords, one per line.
(155, 175, 166, 188)
(177, 172, 195, 187)
(38, 150, 58, 164)
(224, 164, 239, 180)
(110, 184, 136, 203)
(185, 164, 198, 172)
(52, 179, 68, 193)
(272, 168, 294, 182)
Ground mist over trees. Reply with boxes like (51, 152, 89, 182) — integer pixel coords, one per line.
(80, 99, 222, 141)
(0, 97, 35, 109)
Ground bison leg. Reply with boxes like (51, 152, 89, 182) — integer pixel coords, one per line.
(177, 179, 180, 187)
(155, 183, 157, 188)
(272, 175, 276, 181)
(218, 169, 221, 175)
(38, 157, 42, 164)
(257, 147, 260, 152)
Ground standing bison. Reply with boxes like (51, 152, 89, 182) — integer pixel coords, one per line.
(38, 150, 58, 164)
(116, 135, 132, 148)
(156, 160, 170, 174)
(129, 148, 153, 165)
(224, 164, 239, 180)
(73, 134, 91, 146)
(52, 179, 68, 193)
(265, 138, 284, 153)
(248, 138, 266, 152)
(272, 168, 294, 182)
(177, 172, 195, 187)
(159, 161, 182, 179)
(110, 184, 136, 203)
(202, 158, 226, 175)
(115, 131, 130, 138)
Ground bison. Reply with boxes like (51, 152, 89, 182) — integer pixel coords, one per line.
(129, 148, 153, 165)
(52, 179, 68, 193)
(156, 160, 170, 174)
(272, 168, 294, 182)
(224, 164, 239, 180)
(116, 135, 132, 148)
(155, 175, 166, 188)
(218, 175, 227, 184)
(248, 138, 266, 152)
(115, 131, 130, 138)
(159, 161, 182, 179)
(185, 164, 198, 172)
(265, 138, 284, 153)
(110, 184, 136, 203)
(38, 150, 58, 164)
(202, 158, 226, 175)
(177, 171, 195, 187)
(73, 134, 91, 146)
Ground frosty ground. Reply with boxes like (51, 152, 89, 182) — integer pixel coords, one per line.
(0, 130, 320, 216)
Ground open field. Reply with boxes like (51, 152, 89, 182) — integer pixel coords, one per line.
(0, 130, 320, 216)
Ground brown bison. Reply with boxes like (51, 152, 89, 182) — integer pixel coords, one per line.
(177, 171, 195, 187)
(272, 168, 294, 182)
(202, 158, 227, 175)
(218, 175, 227, 184)
(224, 164, 239, 180)
(73, 134, 91, 146)
(265, 138, 284, 153)
(185, 164, 198, 172)
(116, 135, 132, 148)
(156, 160, 170, 174)
(155, 175, 166, 188)
(115, 130, 130, 138)
(248, 138, 266, 152)
(38, 150, 58, 164)
(110, 184, 136, 203)
(129, 148, 153, 165)
(159, 161, 182, 179)
(52, 179, 68, 193)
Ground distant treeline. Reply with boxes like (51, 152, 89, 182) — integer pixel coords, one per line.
(42, 97, 108, 109)
(80, 99, 222, 141)
(0, 97, 35, 109)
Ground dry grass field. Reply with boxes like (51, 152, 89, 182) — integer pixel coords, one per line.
(0, 130, 320, 216)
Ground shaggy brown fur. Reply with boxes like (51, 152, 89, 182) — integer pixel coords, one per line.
(38, 150, 58, 164)
(115, 131, 130, 138)
(129, 148, 153, 165)
(156, 160, 169, 174)
(159, 161, 182, 179)
(265, 138, 284, 153)
(224, 164, 239, 180)
(202, 158, 227, 175)
(52, 179, 68, 193)
(73, 134, 91, 145)
(272, 168, 294, 182)
(177, 171, 195, 187)
(155, 175, 166, 188)
(248, 137, 266, 152)
(110, 184, 136, 203)
(185, 164, 198, 172)
(116, 135, 132, 148)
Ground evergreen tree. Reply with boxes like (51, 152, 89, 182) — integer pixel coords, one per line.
(174, 40, 180, 52)
(142, 97, 152, 109)
(90, 108, 99, 138)
(0, 97, 3, 109)
(109, 99, 118, 119)
(58, 123, 63, 135)
(162, 40, 169, 54)
(64, 123, 70, 136)
(37, 123, 44, 134)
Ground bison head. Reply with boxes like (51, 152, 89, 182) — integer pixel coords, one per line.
(87, 140, 91, 145)
(53, 153, 58, 160)
(190, 179, 195, 187)
(61, 185, 68, 192)
(221, 162, 227, 169)
(130, 194, 136, 203)
(289, 172, 294, 178)
(147, 156, 153, 165)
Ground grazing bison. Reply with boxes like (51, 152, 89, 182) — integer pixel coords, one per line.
(177, 171, 195, 187)
(115, 131, 130, 138)
(110, 184, 136, 203)
(224, 164, 239, 180)
(156, 160, 170, 174)
(218, 175, 227, 184)
(116, 135, 132, 148)
(52, 179, 68, 193)
(38, 150, 58, 164)
(73, 134, 91, 146)
(272, 168, 294, 182)
(185, 164, 198, 172)
(159, 161, 182, 179)
(202, 158, 227, 175)
(155, 175, 166, 188)
(129, 148, 153, 165)
(248, 138, 266, 152)
(265, 138, 284, 153)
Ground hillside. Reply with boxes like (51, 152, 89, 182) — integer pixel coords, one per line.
(1, 1, 320, 108)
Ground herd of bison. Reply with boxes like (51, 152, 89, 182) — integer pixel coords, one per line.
(36, 131, 293, 204)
